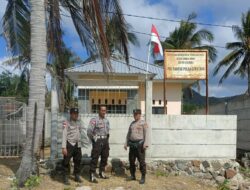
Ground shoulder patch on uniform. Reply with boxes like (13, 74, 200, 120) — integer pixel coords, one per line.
(90, 118, 96, 125)
(63, 121, 68, 128)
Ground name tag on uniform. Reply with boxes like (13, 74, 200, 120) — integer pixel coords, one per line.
(97, 121, 105, 128)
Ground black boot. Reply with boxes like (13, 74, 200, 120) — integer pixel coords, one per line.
(139, 174, 145, 184)
(90, 172, 98, 183)
(128, 167, 136, 181)
(99, 171, 109, 179)
(128, 175, 136, 181)
(63, 175, 70, 185)
(75, 174, 83, 183)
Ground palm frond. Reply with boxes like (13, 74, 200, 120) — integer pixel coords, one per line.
(191, 29, 214, 45)
(46, 0, 63, 59)
(128, 32, 140, 47)
(161, 41, 176, 49)
(232, 25, 244, 41)
(81, 0, 112, 71)
(233, 54, 250, 77)
(187, 12, 197, 22)
(241, 10, 250, 37)
(218, 53, 244, 84)
(213, 49, 244, 76)
(2, 0, 30, 64)
(194, 45, 217, 63)
(60, 0, 96, 57)
(226, 42, 244, 50)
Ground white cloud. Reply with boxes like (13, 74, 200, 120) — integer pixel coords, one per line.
(0, 56, 20, 74)
(163, 0, 249, 22)
(121, 0, 249, 97)
(0, 1, 7, 34)
(0, 1, 7, 17)
(121, 0, 178, 61)
(0, 0, 248, 97)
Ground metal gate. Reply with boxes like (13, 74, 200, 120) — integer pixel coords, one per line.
(0, 98, 26, 157)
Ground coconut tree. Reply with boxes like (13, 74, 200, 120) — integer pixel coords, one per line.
(162, 13, 217, 99)
(162, 13, 217, 62)
(14, 0, 47, 186)
(47, 45, 81, 110)
(213, 10, 250, 95)
(2, 0, 132, 186)
(105, 14, 140, 61)
(2, 0, 134, 111)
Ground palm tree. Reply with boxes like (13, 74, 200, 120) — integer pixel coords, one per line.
(15, 0, 47, 186)
(2, 0, 132, 186)
(2, 0, 134, 111)
(161, 13, 217, 99)
(213, 10, 250, 95)
(162, 13, 217, 62)
(105, 15, 140, 61)
(47, 45, 81, 111)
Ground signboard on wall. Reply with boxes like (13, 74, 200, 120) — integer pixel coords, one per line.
(164, 50, 208, 79)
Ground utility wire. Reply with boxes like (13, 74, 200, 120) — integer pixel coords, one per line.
(131, 30, 227, 49)
(108, 12, 237, 29)
(59, 12, 231, 49)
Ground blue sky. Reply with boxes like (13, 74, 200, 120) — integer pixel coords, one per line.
(0, 0, 249, 97)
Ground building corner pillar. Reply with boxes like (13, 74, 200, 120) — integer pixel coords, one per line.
(145, 80, 152, 160)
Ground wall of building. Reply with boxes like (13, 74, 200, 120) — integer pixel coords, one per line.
(50, 114, 236, 160)
(139, 82, 182, 115)
(196, 96, 250, 152)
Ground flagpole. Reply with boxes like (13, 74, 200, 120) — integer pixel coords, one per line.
(163, 50, 167, 114)
(205, 51, 209, 115)
(146, 40, 151, 80)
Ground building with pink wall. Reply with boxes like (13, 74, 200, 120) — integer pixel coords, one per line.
(65, 57, 196, 115)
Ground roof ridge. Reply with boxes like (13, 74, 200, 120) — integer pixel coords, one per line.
(112, 58, 155, 74)
(65, 60, 100, 71)
(129, 57, 164, 69)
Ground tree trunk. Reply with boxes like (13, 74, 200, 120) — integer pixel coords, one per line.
(16, 0, 47, 186)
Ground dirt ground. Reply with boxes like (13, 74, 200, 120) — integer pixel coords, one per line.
(0, 157, 218, 190)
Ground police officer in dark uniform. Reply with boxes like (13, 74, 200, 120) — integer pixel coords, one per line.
(62, 107, 88, 185)
(124, 109, 149, 184)
(87, 105, 110, 183)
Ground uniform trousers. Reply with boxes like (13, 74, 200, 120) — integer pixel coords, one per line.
(129, 142, 146, 175)
(90, 138, 110, 173)
(62, 141, 82, 175)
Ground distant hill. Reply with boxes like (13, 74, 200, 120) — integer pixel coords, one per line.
(183, 89, 243, 106)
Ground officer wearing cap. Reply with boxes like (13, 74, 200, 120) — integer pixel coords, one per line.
(87, 105, 110, 183)
(124, 109, 149, 184)
(62, 107, 88, 185)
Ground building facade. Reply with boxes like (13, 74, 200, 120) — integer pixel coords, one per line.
(65, 57, 195, 115)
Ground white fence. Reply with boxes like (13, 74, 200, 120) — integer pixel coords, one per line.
(196, 96, 250, 152)
(47, 113, 237, 160)
(0, 99, 26, 157)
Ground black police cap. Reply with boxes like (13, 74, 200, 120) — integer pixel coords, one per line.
(70, 108, 79, 114)
(133, 109, 141, 114)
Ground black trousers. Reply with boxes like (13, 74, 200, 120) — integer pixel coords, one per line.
(129, 143, 146, 175)
(62, 141, 82, 175)
(90, 138, 109, 173)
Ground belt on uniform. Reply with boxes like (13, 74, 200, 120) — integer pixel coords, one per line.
(128, 139, 144, 148)
(96, 135, 107, 139)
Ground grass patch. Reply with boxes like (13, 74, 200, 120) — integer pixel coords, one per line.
(217, 179, 230, 190)
(24, 175, 41, 189)
(155, 169, 169, 177)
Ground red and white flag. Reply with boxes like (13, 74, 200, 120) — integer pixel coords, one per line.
(151, 24, 163, 56)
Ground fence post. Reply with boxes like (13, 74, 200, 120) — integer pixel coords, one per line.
(50, 78, 59, 163)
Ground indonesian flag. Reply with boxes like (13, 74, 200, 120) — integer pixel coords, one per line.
(151, 24, 163, 56)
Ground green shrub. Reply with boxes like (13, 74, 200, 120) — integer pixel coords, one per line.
(217, 179, 230, 190)
(24, 175, 41, 189)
